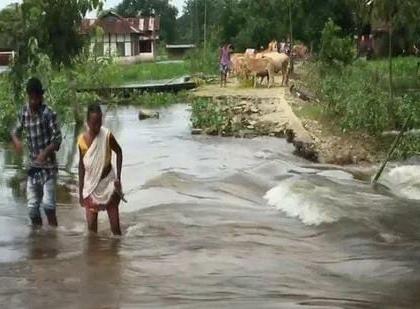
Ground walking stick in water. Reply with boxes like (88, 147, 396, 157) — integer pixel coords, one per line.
(372, 116, 411, 185)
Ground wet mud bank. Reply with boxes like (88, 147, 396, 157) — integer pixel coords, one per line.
(191, 84, 318, 162)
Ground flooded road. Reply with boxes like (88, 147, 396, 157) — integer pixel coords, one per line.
(1, 104, 420, 308)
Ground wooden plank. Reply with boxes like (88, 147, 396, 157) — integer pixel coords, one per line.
(77, 79, 196, 94)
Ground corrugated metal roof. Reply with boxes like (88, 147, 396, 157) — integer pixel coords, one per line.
(99, 19, 139, 34)
(81, 11, 160, 34)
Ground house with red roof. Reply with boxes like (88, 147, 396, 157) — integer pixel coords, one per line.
(81, 11, 160, 62)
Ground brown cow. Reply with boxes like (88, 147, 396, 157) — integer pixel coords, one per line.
(267, 40, 279, 52)
(261, 52, 290, 86)
(230, 53, 246, 77)
(292, 44, 309, 60)
(243, 57, 275, 88)
(257, 40, 279, 55)
(254, 40, 279, 60)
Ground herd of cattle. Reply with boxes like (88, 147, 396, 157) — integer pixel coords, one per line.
(229, 40, 309, 88)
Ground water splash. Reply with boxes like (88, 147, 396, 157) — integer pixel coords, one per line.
(381, 165, 420, 200)
(264, 177, 339, 226)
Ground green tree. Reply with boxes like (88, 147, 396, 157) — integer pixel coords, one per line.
(116, 0, 178, 43)
(0, 4, 23, 50)
(175, 0, 419, 56)
(292, 0, 354, 49)
(345, 0, 372, 35)
(176, 0, 356, 51)
(176, 0, 227, 46)
(0, 0, 103, 98)
(19, 0, 103, 65)
(319, 18, 355, 66)
(367, 0, 420, 114)
(368, 0, 398, 104)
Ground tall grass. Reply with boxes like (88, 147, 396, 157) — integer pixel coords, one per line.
(306, 57, 420, 134)
(0, 58, 195, 141)
(113, 91, 190, 107)
(363, 57, 420, 94)
(75, 55, 218, 88)
(111, 62, 191, 85)
(191, 98, 229, 135)
(186, 48, 219, 76)
(303, 56, 420, 159)
(0, 76, 17, 140)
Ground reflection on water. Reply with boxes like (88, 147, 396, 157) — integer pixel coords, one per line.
(78, 237, 122, 309)
(1, 104, 420, 308)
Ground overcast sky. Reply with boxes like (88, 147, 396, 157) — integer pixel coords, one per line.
(0, 0, 186, 16)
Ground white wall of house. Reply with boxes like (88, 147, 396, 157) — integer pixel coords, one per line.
(90, 34, 129, 57)
(89, 42, 94, 54)
(89, 33, 156, 60)
(125, 42, 132, 57)
(110, 43, 117, 55)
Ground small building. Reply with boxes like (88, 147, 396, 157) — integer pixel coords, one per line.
(81, 11, 160, 63)
(357, 19, 411, 58)
(165, 44, 196, 59)
(357, 35, 374, 58)
(0, 49, 15, 66)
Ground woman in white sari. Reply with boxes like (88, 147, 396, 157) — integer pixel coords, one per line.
(78, 103, 123, 235)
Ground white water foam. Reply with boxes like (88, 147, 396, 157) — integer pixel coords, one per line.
(264, 177, 339, 226)
(382, 165, 420, 200)
(317, 170, 354, 181)
(125, 222, 147, 237)
(57, 223, 86, 235)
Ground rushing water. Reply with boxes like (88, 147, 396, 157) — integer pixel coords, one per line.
(1, 104, 420, 308)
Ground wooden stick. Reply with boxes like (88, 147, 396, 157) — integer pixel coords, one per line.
(115, 189, 128, 203)
(382, 129, 420, 136)
(372, 116, 411, 185)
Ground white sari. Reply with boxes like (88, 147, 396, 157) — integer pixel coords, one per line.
(82, 127, 116, 205)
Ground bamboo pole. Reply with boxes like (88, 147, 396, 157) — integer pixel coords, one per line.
(204, 0, 207, 53)
(288, 0, 294, 73)
(371, 116, 411, 185)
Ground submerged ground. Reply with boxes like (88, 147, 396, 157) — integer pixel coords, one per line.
(1, 104, 420, 308)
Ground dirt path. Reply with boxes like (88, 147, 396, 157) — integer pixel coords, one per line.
(194, 83, 285, 99)
(192, 80, 316, 160)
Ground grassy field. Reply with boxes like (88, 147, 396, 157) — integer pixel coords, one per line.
(113, 91, 190, 107)
(74, 51, 218, 89)
(112, 61, 191, 85)
(0, 59, 204, 141)
(363, 57, 420, 94)
(112, 48, 219, 85)
(70, 60, 192, 89)
(304, 57, 420, 132)
(301, 56, 420, 159)
(0, 48, 220, 142)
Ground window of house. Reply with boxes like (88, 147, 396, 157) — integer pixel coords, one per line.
(139, 40, 152, 53)
(94, 42, 104, 56)
(116, 42, 125, 57)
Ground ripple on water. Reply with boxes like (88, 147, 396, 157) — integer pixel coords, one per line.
(1, 106, 420, 308)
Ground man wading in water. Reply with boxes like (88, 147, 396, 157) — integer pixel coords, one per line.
(78, 103, 123, 235)
(11, 77, 62, 227)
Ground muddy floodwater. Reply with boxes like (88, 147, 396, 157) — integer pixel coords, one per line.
(1, 104, 420, 308)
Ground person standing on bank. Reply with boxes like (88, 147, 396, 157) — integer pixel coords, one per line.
(219, 43, 232, 87)
(11, 77, 62, 227)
